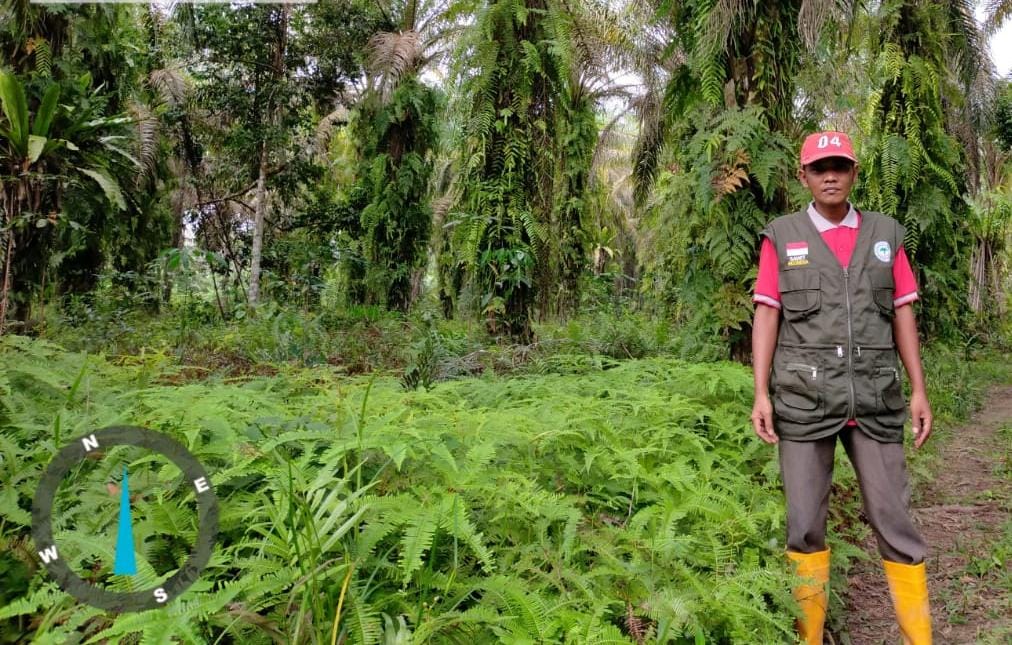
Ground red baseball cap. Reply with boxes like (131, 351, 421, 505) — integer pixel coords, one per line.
(800, 131, 858, 165)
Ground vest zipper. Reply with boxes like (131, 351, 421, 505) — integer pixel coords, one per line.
(844, 268, 856, 418)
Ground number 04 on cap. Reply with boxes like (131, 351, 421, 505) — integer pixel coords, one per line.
(800, 131, 858, 165)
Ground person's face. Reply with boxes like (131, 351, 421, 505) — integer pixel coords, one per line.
(798, 157, 858, 208)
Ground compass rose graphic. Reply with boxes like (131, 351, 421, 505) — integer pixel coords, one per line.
(31, 426, 219, 612)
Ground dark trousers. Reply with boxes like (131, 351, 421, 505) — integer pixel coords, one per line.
(778, 427, 927, 564)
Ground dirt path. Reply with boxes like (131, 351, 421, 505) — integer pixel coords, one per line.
(842, 384, 1012, 644)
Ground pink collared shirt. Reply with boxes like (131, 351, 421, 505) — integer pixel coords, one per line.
(753, 203, 919, 311)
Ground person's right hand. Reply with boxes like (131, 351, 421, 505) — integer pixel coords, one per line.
(751, 394, 778, 444)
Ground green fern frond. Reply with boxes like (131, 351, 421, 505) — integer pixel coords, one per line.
(344, 584, 383, 645)
(398, 508, 439, 583)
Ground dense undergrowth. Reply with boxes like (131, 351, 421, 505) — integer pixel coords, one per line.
(1, 335, 792, 643)
(38, 288, 730, 380)
(2, 309, 1009, 643)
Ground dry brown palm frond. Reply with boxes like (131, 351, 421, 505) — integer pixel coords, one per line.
(797, 0, 846, 52)
(314, 104, 350, 158)
(431, 193, 456, 226)
(982, 142, 1011, 190)
(128, 101, 160, 187)
(428, 190, 460, 259)
(149, 66, 189, 108)
(704, 0, 749, 51)
(367, 30, 424, 85)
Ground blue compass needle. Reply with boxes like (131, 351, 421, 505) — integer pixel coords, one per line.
(113, 466, 137, 575)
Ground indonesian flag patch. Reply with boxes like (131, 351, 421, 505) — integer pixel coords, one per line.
(786, 241, 809, 266)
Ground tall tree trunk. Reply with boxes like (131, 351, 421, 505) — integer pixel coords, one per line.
(0, 224, 14, 336)
(0, 182, 20, 336)
(246, 5, 289, 307)
(247, 147, 268, 305)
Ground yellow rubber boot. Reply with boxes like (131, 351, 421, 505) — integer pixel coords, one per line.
(787, 549, 830, 645)
(883, 559, 932, 644)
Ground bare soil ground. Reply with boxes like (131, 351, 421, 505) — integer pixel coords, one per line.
(842, 384, 1012, 644)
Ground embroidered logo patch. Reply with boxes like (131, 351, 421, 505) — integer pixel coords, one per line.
(873, 240, 891, 263)
(786, 241, 809, 267)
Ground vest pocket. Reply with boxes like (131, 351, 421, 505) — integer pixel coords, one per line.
(874, 365, 907, 428)
(780, 270, 821, 321)
(773, 360, 824, 423)
(875, 366, 905, 410)
(871, 274, 895, 319)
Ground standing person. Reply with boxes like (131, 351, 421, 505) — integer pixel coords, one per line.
(750, 131, 933, 644)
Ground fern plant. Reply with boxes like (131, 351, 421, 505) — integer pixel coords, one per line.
(642, 104, 795, 358)
(1, 335, 803, 643)
(854, 0, 982, 339)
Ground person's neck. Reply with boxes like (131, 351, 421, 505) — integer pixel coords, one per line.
(812, 200, 850, 224)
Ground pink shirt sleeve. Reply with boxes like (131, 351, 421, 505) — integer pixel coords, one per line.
(892, 246, 918, 307)
(753, 237, 781, 309)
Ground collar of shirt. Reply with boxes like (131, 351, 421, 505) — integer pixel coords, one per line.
(807, 201, 859, 232)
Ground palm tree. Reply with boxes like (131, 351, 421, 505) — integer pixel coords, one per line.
(544, 0, 646, 315)
(983, 0, 1012, 34)
(438, 0, 652, 330)
(443, 0, 578, 340)
(343, 0, 455, 311)
(622, 0, 835, 358)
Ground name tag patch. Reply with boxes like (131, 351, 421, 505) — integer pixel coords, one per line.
(786, 241, 809, 266)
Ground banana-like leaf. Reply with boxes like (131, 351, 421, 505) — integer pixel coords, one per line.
(0, 72, 29, 154)
(39, 138, 77, 157)
(32, 83, 60, 137)
(28, 135, 46, 164)
(79, 167, 127, 211)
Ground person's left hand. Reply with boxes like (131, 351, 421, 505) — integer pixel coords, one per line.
(909, 390, 932, 448)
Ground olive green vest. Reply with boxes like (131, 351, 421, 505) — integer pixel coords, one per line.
(760, 210, 908, 442)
